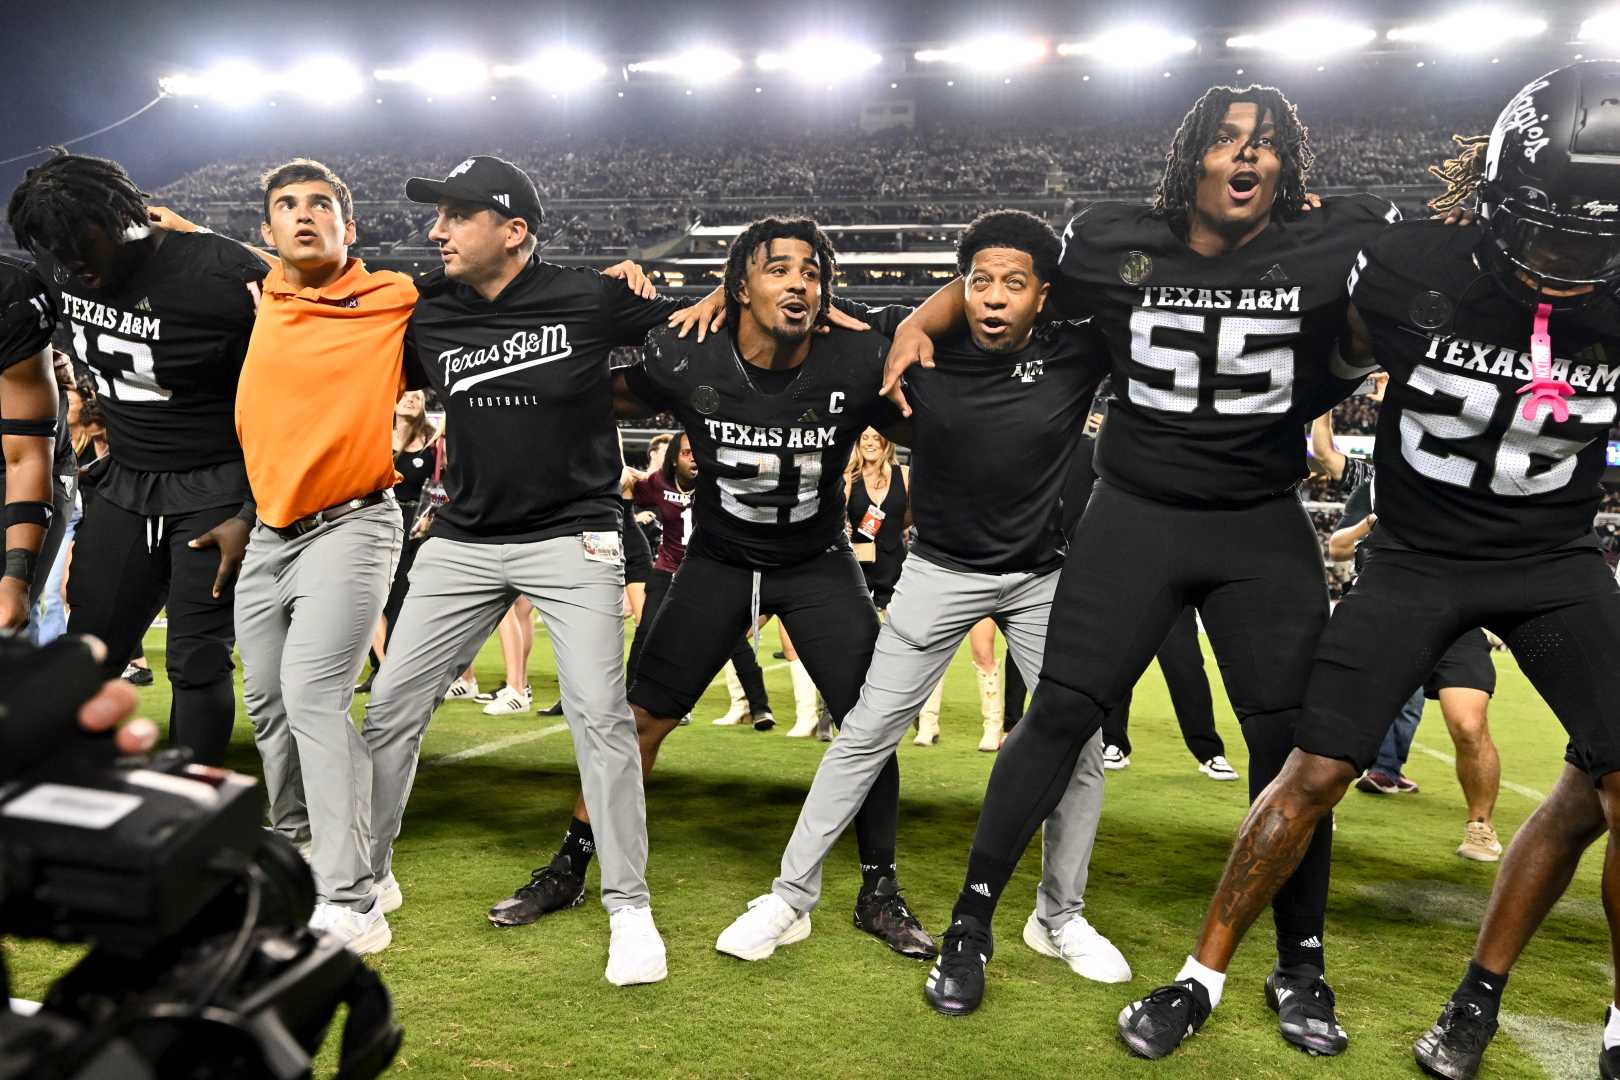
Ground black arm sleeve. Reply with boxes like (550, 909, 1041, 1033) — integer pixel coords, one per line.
(599, 275, 694, 347)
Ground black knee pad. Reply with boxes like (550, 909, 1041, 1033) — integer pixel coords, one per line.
(169, 640, 235, 690)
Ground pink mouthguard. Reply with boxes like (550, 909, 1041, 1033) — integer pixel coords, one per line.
(1517, 302, 1573, 423)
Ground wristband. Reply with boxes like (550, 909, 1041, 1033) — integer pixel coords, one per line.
(4, 548, 38, 585)
(2, 500, 53, 530)
(0, 416, 58, 438)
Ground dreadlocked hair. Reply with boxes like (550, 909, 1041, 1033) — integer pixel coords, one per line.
(658, 429, 687, 488)
(722, 217, 838, 329)
(1426, 134, 1491, 214)
(7, 148, 148, 259)
(1153, 85, 1313, 236)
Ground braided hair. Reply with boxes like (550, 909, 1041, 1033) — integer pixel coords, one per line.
(722, 217, 838, 329)
(1153, 85, 1314, 237)
(1426, 135, 1491, 214)
(8, 148, 148, 259)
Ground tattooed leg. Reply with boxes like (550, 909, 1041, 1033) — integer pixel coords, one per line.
(1193, 749, 1356, 971)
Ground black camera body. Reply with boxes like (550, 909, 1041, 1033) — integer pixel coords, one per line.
(0, 651, 402, 1080)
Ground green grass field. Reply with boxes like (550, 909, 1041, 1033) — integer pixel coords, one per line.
(4, 621, 1607, 1079)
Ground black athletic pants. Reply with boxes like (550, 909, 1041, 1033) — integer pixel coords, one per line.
(67, 497, 238, 765)
(1297, 542, 1620, 777)
(631, 547, 896, 866)
(959, 482, 1332, 952)
(1101, 605, 1225, 762)
(627, 568, 769, 714)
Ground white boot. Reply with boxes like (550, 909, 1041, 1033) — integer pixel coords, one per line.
(977, 663, 1003, 752)
(785, 659, 817, 738)
(915, 678, 944, 746)
(713, 661, 748, 725)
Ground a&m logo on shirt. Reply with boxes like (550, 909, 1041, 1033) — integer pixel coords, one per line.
(439, 325, 573, 395)
(1011, 359, 1045, 383)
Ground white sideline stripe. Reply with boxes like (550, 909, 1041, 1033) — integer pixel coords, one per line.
(1410, 741, 1547, 803)
(425, 666, 790, 768)
(1499, 1012, 1601, 1080)
(424, 723, 569, 768)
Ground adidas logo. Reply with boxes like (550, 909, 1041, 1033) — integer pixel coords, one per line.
(1276, 988, 1294, 1005)
(969, 882, 991, 898)
(1299, 935, 1323, 949)
(1261, 263, 1290, 283)
(798, 408, 819, 422)
(134, 297, 152, 312)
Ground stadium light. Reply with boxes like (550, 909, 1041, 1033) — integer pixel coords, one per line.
(1580, 9, 1620, 45)
(494, 48, 608, 86)
(1057, 26, 1196, 67)
(757, 39, 882, 80)
(914, 36, 1047, 72)
(159, 61, 270, 106)
(629, 47, 743, 83)
(1387, 8, 1546, 51)
(374, 53, 491, 93)
(286, 57, 365, 101)
(1226, 19, 1376, 58)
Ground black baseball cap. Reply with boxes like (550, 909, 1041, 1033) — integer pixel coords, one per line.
(405, 155, 545, 231)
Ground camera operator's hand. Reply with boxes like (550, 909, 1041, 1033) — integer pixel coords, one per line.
(74, 636, 158, 754)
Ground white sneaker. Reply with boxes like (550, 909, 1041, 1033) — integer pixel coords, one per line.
(443, 675, 479, 702)
(375, 873, 403, 914)
(309, 900, 391, 956)
(1102, 744, 1130, 770)
(472, 681, 507, 704)
(1199, 755, 1239, 782)
(482, 685, 532, 716)
(1022, 911, 1131, 983)
(605, 905, 668, 986)
(715, 893, 811, 961)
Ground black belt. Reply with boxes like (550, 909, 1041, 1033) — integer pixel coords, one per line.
(270, 490, 391, 540)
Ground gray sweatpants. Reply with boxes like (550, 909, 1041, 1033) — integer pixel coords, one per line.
(364, 533, 650, 912)
(238, 499, 402, 909)
(773, 556, 1106, 932)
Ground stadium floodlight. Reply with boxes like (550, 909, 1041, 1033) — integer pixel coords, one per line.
(374, 53, 491, 93)
(1226, 19, 1376, 58)
(1057, 26, 1196, 67)
(914, 36, 1047, 72)
(628, 47, 743, 83)
(158, 61, 269, 106)
(1580, 9, 1620, 44)
(1387, 8, 1546, 51)
(494, 48, 608, 86)
(286, 57, 365, 101)
(757, 39, 882, 80)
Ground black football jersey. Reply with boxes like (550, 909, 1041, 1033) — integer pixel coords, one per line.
(407, 257, 686, 543)
(34, 232, 265, 473)
(1056, 195, 1400, 506)
(1349, 220, 1620, 559)
(623, 324, 899, 570)
(0, 255, 53, 375)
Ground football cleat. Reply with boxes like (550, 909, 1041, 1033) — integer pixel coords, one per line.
(1118, 979, 1210, 1059)
(1413, 997, 1498, 1080)
(487, 853, 587, 926)
(923, 916, 992, 1017)
(1600, 1005, 1620, 1080)
(1266, 965, 1349, 1056)
(854, 878, 936, 959)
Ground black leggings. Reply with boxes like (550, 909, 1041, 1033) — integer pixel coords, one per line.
(961, 483, 1333, 949)
(627, 569, 769, 713)
(1101, 605, 1225, 761)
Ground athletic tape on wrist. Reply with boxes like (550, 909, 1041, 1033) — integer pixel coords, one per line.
(4, 548, 38, 585)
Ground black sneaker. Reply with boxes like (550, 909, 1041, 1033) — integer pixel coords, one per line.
(536, 700, 564, 717)
(923, 916, 992, 1016)
(1603, 1007, 1620, 1080)
(121, 663, 154, 687)
(1266, 965, 1348, 1056)
(816, 705, 834, 742)
(1413, 997, 1498, 1079)
(486, 854, 586, 926)
(854, 878, 936, 959)
(752, 709, 776, 732)
(1118, 979, 1211, 1059)
(355, 671, 376, 695)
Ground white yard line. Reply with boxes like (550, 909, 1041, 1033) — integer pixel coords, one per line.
(422, 723, 569, 768)
(1410, 741, 1548, 803)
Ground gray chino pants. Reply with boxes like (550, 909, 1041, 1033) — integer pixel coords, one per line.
(773, 555, 1106, 932)
(364, 533, 650, 912)
(238, 499, 402, 909)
